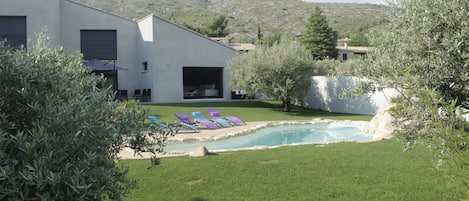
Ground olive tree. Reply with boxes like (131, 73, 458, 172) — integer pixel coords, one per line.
(0, 33, 168, 200)
(340, 0, 469, 197)
(228, 36, 314, 112)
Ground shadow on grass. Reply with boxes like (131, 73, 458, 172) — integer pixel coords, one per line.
(144, 100, 372, 122)
(191, 197, 208, 201)
(145, 100, 279, 108)
(272, 104, 372, 120)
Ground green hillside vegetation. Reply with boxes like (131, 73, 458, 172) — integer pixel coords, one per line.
(75, 0, 390, 42)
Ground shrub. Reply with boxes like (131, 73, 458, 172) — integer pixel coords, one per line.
(0, 33, 159, 200)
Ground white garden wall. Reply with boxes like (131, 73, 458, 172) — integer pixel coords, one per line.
(304, 76, 398, 115)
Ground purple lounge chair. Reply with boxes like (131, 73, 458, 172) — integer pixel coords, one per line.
(175, 112, 219, 129)
(207, 108, 245, 126)
(191, 111, 232, 128)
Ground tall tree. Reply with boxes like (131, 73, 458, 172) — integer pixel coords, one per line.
(340, 0, 469, 198)
(229, 36, 315, 112)
(257, 24, 263, 41)
(300, 6, 338, 60)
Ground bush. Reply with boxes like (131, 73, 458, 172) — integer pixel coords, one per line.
(0, 34, 157, 200)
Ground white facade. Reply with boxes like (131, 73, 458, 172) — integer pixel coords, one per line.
(0, 0, 238, 103)
(305, 76, 398, 115)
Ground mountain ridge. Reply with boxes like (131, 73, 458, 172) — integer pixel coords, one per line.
(74, 0, 390, 41)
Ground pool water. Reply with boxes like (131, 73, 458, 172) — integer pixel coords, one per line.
(165, 123, 373, 153)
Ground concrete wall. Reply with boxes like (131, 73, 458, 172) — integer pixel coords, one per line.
(136, 16, 157, 99)
(305, 76, 398, 115)
(150, 16, 238, 103)
(60, 1, 139, 91)
(0, 0, 61, 47)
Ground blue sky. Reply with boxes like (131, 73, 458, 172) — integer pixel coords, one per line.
(302, 0, 386, 5)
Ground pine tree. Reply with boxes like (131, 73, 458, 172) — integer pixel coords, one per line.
(257, 24, 262, 41)
(207, 15, 229, 37)
(300, 6, 338, 60)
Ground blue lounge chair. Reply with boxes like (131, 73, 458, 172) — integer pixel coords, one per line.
(175, 112, 219, 129)
(207, 108, 246, 126)
(148, 116, 199, 133)
(191, 111, 232, 128)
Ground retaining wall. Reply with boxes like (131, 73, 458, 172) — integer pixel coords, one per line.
(304, 76, 398, 115)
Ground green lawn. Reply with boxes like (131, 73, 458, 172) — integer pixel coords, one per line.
(121, 101, 458, 200)
(122, 140, 457, 201)
(144, 100, 373, 123)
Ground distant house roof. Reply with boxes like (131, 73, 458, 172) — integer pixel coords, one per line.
(336, 46, 371, 54)
(229, 43, 256, 52)
(210, 37, 256, 52)
(337, 37, 350, 42)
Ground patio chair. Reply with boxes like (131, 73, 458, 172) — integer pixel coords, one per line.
(175, 112, 219, 129)
(207, 108, 246, 126)
(191, 111, 232, 128)
(148, 116, 199, 133)
(118, 89, 128, 101)
(133, 89, 141, 100)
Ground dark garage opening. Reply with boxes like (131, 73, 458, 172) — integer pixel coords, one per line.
(183, 67, 223, 99)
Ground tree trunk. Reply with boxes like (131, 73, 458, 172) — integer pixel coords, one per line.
(282, 96, 291, 112)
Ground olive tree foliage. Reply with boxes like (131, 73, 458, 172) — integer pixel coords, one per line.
(228, 37, 315, 112)
(339, 0, 469, 197)
(0, 33, 170, 200)
(313, 59, 341, 76)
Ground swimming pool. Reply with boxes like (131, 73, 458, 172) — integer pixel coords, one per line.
(165, 123, 373, 153)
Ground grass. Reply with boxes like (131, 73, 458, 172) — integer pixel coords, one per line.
(122, 140, 457, 201)
(144, 100, 373, 124)
(119, 101, 459, 200)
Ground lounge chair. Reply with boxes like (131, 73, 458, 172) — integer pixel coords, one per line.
(175, 112, 219, 129)
(148, 116, 199, 133)
(191, 111, 232, 128)
(207, 108, 245, 126)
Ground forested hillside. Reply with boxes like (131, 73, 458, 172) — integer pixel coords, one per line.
(74, 0, 390, 42)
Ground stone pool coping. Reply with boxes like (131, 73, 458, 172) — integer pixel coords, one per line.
(118, 119, 392, 159)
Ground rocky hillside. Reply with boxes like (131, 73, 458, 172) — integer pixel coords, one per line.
(75, 0, 390, 41)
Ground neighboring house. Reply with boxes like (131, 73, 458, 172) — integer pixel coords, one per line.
(229, 43, 256, 53)
(0, 0, 239, 103)
(336, 38, 370, 62)
(211, 37, 256, 53)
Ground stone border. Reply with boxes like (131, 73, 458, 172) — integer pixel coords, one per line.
(118, 119, 393, 159)
(166, 119, 389, 154)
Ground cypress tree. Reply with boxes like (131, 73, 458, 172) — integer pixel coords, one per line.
(300, 6, 338, 60)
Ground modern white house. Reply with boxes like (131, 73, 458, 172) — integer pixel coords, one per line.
(0, 0, 239, 103)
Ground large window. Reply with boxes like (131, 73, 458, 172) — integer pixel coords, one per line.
(183, 67, 223, 99)
(0, 16, 27, 48)
(80, 30, 117, 60)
